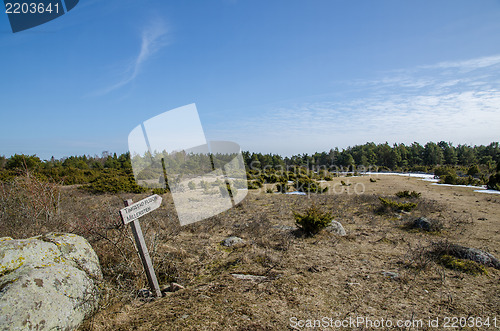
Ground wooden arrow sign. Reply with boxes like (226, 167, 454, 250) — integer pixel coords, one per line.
(120, 196, 163, 298)
(120, 194, 162, 225)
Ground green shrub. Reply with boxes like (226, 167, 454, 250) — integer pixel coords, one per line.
(152, 188, 168, 195)
(395, 190, 421, 198)
(188, 181, 196, 190)
(434, 166, 456, 178)
(295, 177, 321, 193)
(294, 205, 332, 235)
(378, 197, 417, 212)
(487, 172, 500, 191)
(275, 182, 289, 193)
(434, 166, 481, 186)
(81, 170, 147, 194)
(0, 169, 21, 182)
(467, 164, 480, 177)
(247, 180, 263, 189)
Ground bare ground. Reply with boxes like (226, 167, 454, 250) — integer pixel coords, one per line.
(72, 175, 500, 330)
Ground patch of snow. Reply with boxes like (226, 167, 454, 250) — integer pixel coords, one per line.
(364, 172, 437, 180)
(285, 191, 307, 195)
(474, 189, 500, 195)
(431, 183, 487, 189)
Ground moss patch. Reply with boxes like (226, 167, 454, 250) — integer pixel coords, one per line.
(438, 255, 488, 275)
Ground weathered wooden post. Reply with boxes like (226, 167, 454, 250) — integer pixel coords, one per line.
(119, 195, 163, 298)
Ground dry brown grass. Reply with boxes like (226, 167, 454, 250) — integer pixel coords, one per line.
(2, 174, 499, 330)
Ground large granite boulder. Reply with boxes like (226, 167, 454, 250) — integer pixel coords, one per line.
(0, 233, 102, 330)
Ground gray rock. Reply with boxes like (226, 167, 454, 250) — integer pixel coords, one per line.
(465, 248, 500, 269)
(221, 236, 244, 247)
(381, 271, 399, 279)
(325, 221, 346, 236)
(446, 244, 500, 269)
(161, 282, 185, 294)
(0, 233, 102, 330)
(413, 217, 431, 231)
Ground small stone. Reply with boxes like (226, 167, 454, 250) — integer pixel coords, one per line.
(169, 282, 184, 292)
(161, 282, 185, 293)
(381, 271, 399, 279)
(413, 217, 431, 231)
(221, 236, 244, 247)
(325, 221, 346, 236)
(308, 265, 320, 273)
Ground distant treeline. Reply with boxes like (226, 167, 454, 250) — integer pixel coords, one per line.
(242, 141, 500, 172)
(1, 141, 499, 192)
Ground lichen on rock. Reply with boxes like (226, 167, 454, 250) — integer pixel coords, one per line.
(0, 232, 102, 330)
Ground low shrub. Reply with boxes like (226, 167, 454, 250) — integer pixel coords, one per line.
(435, 166, 481, 186)
(0, 170, 63, 238)
(395, 190, 421, 198)
(275, 182, 289, 193)
(295, 178, 321, 194)
(294, 205, 332, 235)
(378, 197, 417, 212)
(247, 181, 263, 189)
(81, 170, 147, 194)
(487, 172, 500, 191)
(152, 188, 168, 195)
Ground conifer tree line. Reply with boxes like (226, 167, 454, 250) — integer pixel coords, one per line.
(0, 141, 499, 192)
(242, 141, 499, 172)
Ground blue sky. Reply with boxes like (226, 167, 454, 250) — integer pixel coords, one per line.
(1, 0, 500, 159)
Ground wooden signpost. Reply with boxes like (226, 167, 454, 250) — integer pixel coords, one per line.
(119, 194, 163, 298)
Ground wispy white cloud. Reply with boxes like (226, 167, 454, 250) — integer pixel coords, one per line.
(208, 54, 500, 155)
(421, 54, 500, 70)
(92, 20, 168, 96)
